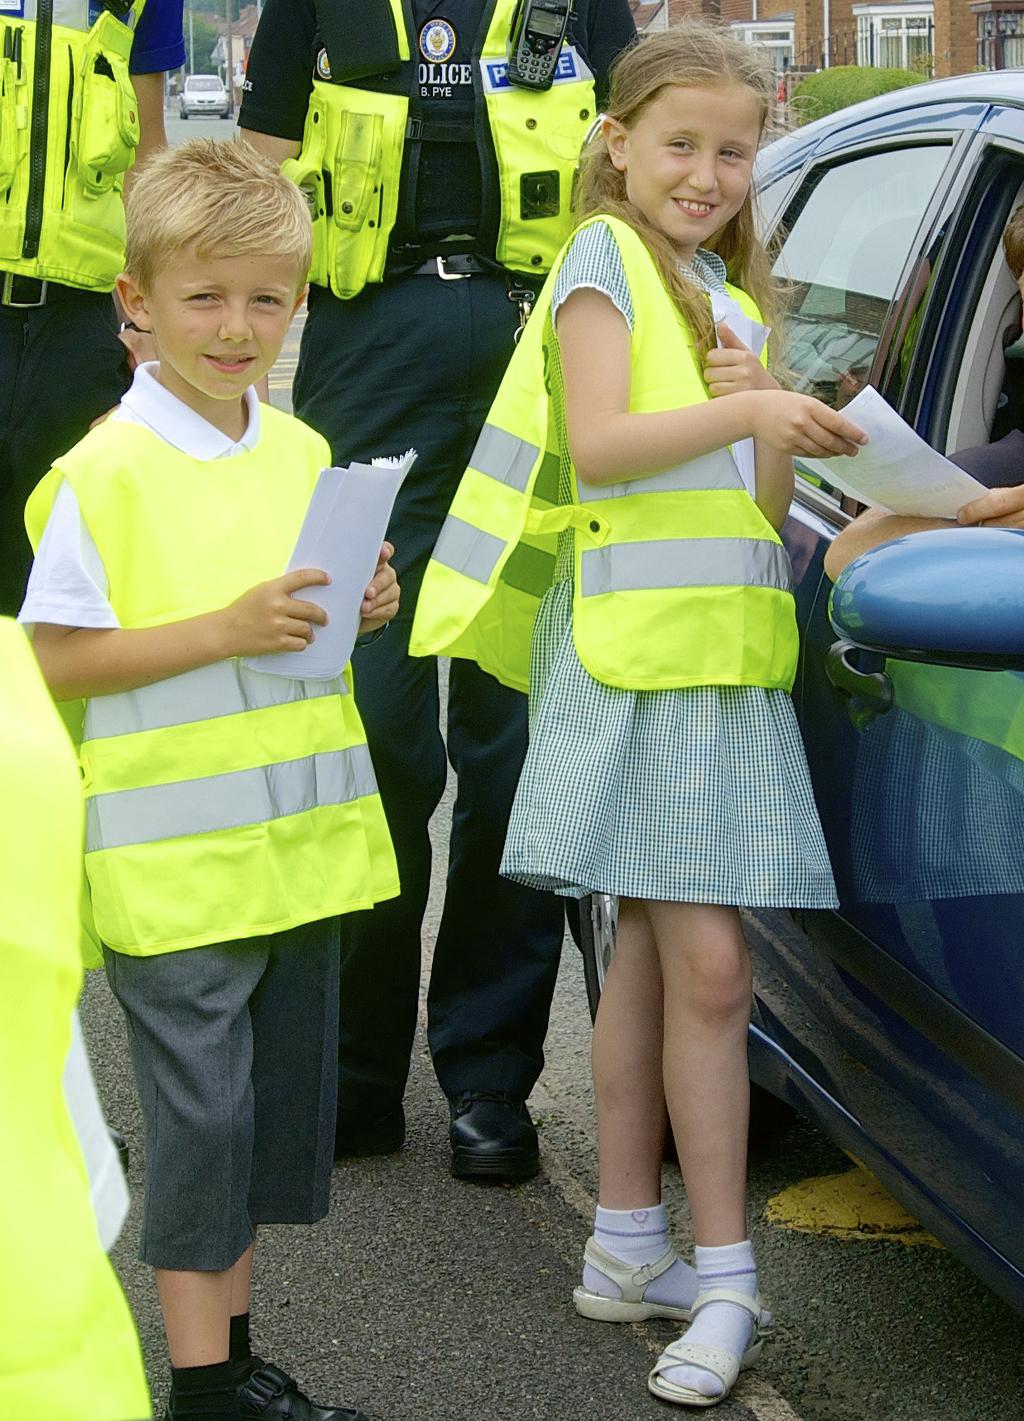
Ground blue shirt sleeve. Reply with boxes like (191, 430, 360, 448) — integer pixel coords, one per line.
(129, 0, 186, 75)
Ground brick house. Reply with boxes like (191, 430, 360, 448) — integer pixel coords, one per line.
(629, 0, 1023, 78)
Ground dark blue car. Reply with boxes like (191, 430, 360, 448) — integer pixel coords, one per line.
(582, 70, 1024, 1316)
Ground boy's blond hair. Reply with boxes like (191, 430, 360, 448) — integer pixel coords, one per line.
(124, 138, 311, 290)
(1004, 204, 1024, 281)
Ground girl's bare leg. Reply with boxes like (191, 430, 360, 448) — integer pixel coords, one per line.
(646, 900, 751, 1244)
(644, 900, 759, 1401)
(591, 896, 666, 1207)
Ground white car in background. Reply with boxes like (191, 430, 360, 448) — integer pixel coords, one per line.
(179, 74, 231, 119)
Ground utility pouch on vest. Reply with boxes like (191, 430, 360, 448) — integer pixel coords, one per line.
(295, 84, 405, 298)
(334, 108, 383, 231)
(74, 10, 139, 195)
(0, 26, 27, 199)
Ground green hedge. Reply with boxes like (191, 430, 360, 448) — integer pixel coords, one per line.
(791, 65, 927, 126)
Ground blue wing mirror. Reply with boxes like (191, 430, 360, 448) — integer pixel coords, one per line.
(829, 526, 1024, 671)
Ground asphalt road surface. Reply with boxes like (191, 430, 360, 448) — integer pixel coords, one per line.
(82, 111, 1024, 1421)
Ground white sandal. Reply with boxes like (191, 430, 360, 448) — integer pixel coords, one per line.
(647, 1287, 764, 1409)
(573, 1236, 692, 1323)
(573, 1238, 774, 1332)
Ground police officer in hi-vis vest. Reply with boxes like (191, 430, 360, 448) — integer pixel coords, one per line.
(240, 0, 635, 1180)
(0, 0, 184, 618)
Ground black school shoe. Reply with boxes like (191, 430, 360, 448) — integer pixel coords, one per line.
(448, 1090, 540, 1182)
(238, 1362, 375, 1420)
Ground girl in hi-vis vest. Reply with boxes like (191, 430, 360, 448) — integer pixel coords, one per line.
(413, 20, 868, 1411)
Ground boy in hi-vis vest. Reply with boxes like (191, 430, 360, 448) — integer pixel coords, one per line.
(20, 140, 400, 1421)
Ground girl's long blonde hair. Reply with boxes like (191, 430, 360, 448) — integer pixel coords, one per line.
(575, 20, 782, 361)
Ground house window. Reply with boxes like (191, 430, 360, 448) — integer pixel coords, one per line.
(976, 4, 1024, 69)
(853, 3, 934, 73)
(729, 18, 796, 73)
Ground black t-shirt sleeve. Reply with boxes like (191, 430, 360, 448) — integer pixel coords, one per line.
(238, 0, 317, 142)
(583, 0, 636, 105)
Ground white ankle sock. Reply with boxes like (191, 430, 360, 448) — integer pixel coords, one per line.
(582, 1204, 699, 1310)
(662, 1240, 758, 1399)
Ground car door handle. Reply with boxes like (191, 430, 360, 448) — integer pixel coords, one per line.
(825, 640, 894, 726)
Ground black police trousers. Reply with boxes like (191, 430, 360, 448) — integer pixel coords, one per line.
(0, 292, 129, 616)
(294, 274, 565, 1112)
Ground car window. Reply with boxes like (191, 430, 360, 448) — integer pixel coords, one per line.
(772, 147, 950, 412)
(187, 76, 223, 91)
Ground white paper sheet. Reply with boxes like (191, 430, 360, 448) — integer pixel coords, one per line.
(245, 450, 415, 680)
(799, 386, 987, 517)
(711, 290, 770, 497)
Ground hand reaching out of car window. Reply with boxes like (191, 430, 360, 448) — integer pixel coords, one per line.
(957, 483, 1024, 528)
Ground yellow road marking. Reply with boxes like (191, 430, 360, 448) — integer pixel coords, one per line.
(764, 1165, 941, 1247)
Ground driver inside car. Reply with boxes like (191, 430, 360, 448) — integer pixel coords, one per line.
(825, 203, 1024, 580)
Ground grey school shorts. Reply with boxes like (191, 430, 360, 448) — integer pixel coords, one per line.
(104, 917, 340, 1272)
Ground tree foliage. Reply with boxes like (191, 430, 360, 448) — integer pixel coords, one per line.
(791, 65, 927, 126)
(185, 12, 220, 73)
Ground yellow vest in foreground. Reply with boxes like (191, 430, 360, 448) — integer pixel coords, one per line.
(282, 0, 596, 296)
(26, 412, 399, 956)
(0, 1, 146, 290)
(0, 618, 150, 1420)
(411, 215, 799, 693)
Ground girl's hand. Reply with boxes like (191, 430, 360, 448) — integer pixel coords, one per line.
(359, 542, 400, 635)
(218, 568, 330, 656)
(957, 483, 1024, 528)
(749, 390, 867, 459)
(704, 322, 778, 397)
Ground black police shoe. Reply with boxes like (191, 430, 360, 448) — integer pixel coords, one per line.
(448, 1090, 539, 1182)
(237, 1362, 375, 1420)
(333, 1103, 405, 1160)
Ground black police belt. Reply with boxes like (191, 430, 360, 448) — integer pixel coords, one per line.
(0, 270, 98, 308)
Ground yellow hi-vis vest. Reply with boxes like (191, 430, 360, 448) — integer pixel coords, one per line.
(281, 0, 596, 297)
(410, 215, 799, 693)
(0, 617, 151, 1420)
(0, 0, 147, 291)
(25, 412, 400, 957)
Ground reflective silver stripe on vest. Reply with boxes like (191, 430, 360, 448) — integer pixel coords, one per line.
(576, 448, 744, 502)
(470, 424, 540, 494)
(432, 515, 505, 586)
(85, 744, 377, 853)
(580, 538, 792, 598)
(24, 1, 89, 24)
(84, 661, 347, 742)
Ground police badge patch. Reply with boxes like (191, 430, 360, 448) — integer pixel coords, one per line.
(419, 18, 456, 63)
(315, 46, 332, 81)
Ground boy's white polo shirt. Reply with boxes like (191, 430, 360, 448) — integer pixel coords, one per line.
(19, 363, 261, 630)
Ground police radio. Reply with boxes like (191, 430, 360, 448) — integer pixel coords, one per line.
(507, 0, 571, 91)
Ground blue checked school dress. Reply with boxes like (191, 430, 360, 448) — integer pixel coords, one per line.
(500, 221, 838, 907)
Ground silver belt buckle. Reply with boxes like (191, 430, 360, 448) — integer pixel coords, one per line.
(1, 271, 48, 308)
(435, 255, 470, 280)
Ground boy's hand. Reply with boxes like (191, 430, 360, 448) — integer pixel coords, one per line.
(219, 568, 330, 656)
(704, 322, 778, 397)
(359, 543, 399, 635)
